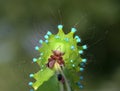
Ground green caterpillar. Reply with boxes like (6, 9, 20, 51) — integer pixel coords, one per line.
(29, 25, 87, 91)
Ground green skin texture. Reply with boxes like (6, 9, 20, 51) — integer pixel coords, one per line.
(31, 27, 84, 90)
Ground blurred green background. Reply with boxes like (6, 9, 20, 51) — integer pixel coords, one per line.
(0, 0, 120, 91)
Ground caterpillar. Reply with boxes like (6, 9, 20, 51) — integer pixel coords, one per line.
(29, 25, 87, 91)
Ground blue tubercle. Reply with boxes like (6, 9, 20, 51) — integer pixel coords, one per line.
(79, 50, 83, 54)
(76, 82, 81, 86)
(40, 52, 43, 56)
(82, 45, 87, 49)
(75, 35, 79, 39)
(80, 62, 85, 67)
(79, 84, 84, 89)
(55, 35, 60, 39)
(72, 64, 75, 67)
(82, 59, 87, 63)
(39, 57, 41, 60)
(70, 60, 73, 63)
(44, 35, 49, 39)
(30, 89, 34, 91)
(39, 39, 43, 44)
(33, 58, 37, 62)
(80, 76, 84, 80)
(58, 25, 63, 29)
(64, 38, 69, 42)
(45, 40, 48, 43)
(71, 45, 75, 50)
(76, 38, 81, 43)
(41, 65, 44, 68)
(28, 82, 33, 86)
(80, 68, 84, 72)
(35, 46, 39, 50)
(47, 31, 52, 35)
(71, 28, 77, 33)
(75, 35, 81, 42)
(41, 69, 43, 71)
(29, 74, 34, 78)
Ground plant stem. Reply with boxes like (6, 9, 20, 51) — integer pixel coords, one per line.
(55, 63, 71, 91)
(60, 67, 71, 91)
(59, 81, 64, 91)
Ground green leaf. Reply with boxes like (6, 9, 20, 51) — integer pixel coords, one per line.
(32, 68, 54, 90)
